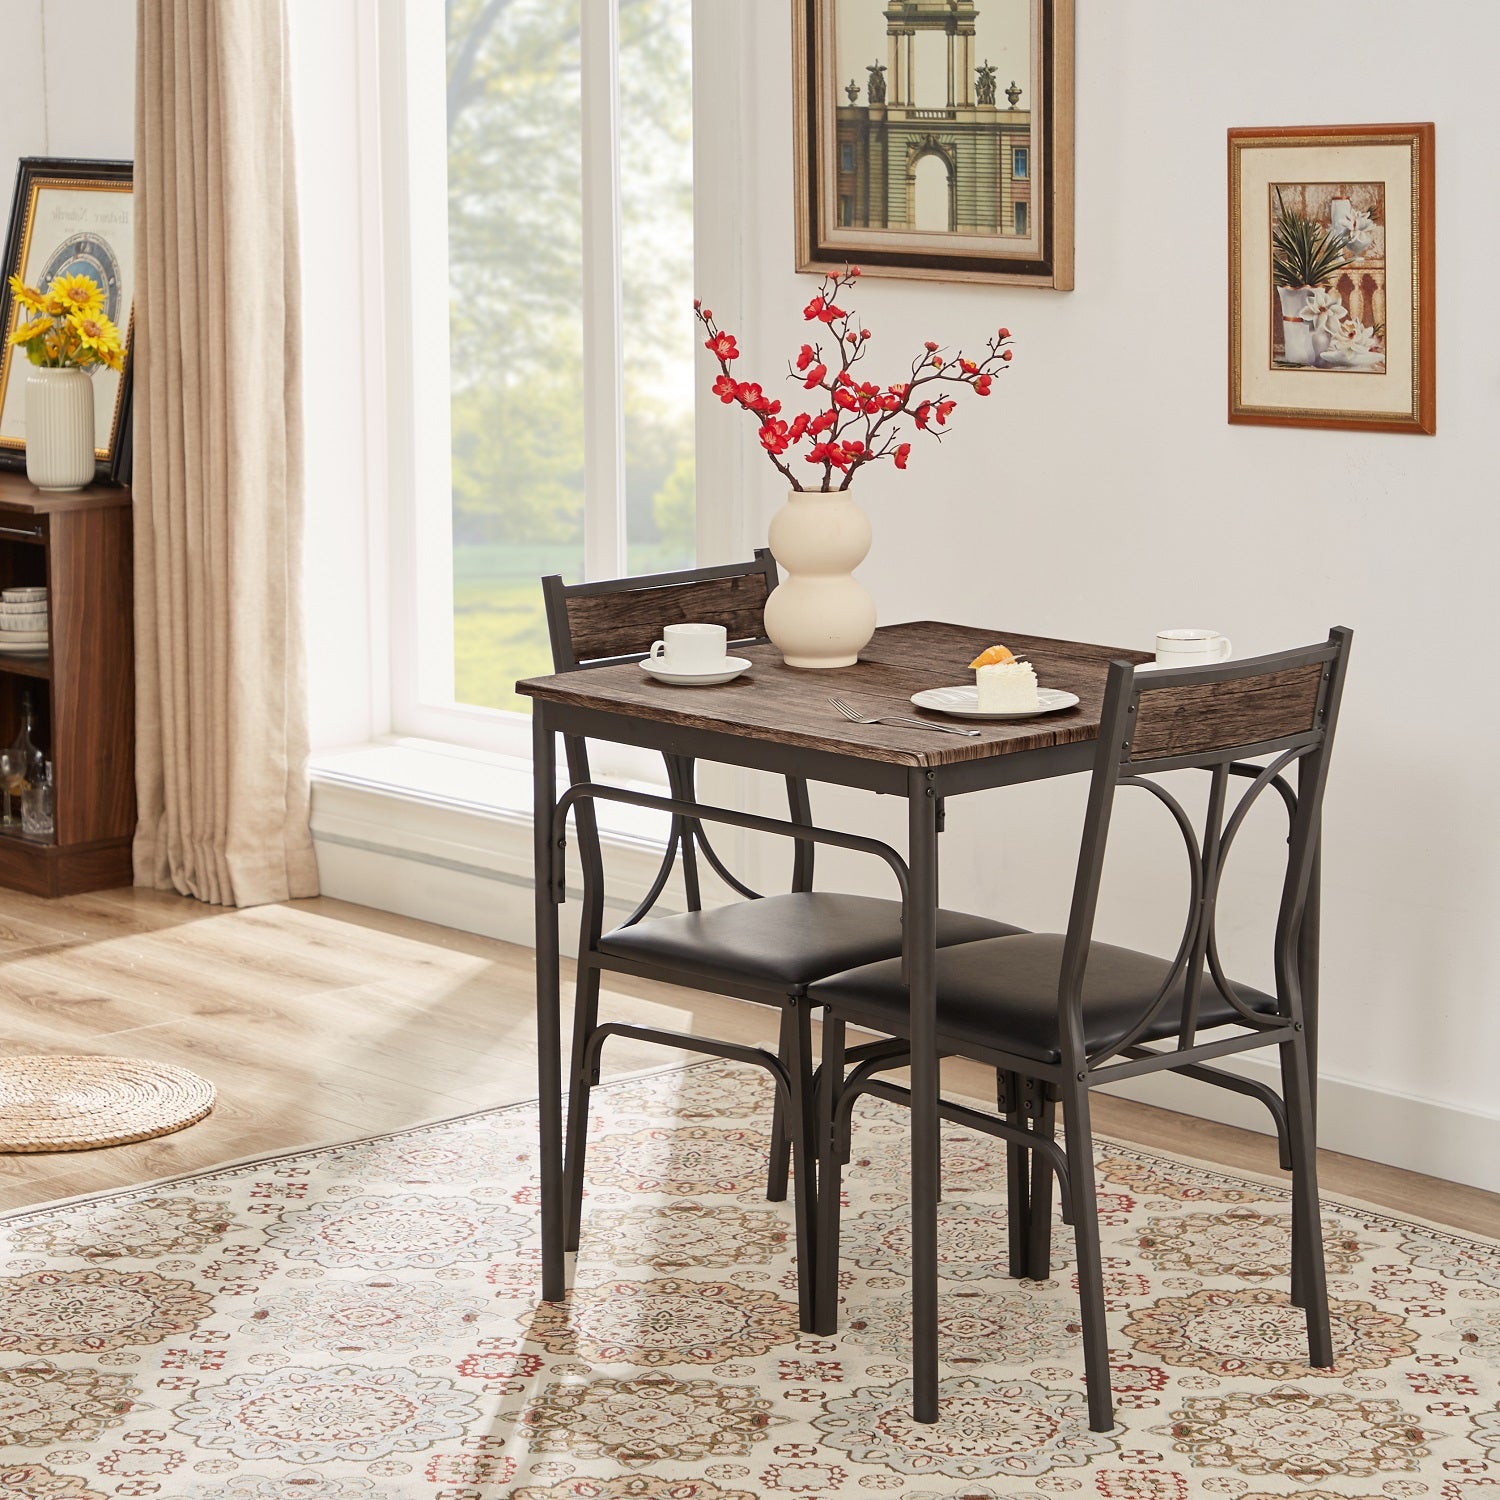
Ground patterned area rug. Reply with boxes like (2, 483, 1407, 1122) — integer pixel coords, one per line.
(0, 1060, 1497, 1499)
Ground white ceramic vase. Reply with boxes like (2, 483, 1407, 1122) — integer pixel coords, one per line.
(25, 367, 95, 492)
(1276, 285, 1317, 367)
(763, 487, 877, 669)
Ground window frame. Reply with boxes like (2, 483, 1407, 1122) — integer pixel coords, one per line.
(373, 0, 748, 766)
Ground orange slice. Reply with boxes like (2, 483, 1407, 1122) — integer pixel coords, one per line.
(968, 644, 1016, 669)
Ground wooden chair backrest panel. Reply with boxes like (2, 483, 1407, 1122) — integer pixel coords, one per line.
(1129, 664, 1324, 763)
(565, 571, 773, 666)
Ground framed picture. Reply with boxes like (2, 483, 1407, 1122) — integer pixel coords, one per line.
(792, 0, 1074, 289)
(1228, 123, 1434, 435)
(0, 157, 135, 481)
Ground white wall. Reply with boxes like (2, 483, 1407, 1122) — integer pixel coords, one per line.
(716, 1, 1500, 1179)
(0, 1, 134, 182)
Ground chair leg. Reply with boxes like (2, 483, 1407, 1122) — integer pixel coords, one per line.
(766, 1009, 793, 1203)
(1026, 1082, 1058, 1281)
(1061, 1075, 1115, 1433)
(1000, 1070, 1032, 1279)
(562, 963, 602, 1254)
(813, 1015, 846, 1336)
(785, 996, 820, 1332)
(1282, 1033, 1334, 1366)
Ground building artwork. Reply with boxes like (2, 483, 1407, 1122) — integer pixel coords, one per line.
(835, 0, 1032, 237)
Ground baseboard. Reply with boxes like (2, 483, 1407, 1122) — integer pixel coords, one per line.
(311, 770, 1500, 1197)
(1100, 1059, 1500, 1197)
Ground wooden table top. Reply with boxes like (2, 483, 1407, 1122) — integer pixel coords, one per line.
(517, 621, 1153, 768)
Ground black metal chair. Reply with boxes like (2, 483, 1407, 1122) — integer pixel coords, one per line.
(541, 552, 1022, 1328)
(808, 629, 1353, 1428)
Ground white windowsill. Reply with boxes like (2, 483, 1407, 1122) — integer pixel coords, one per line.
(311, 736, 672, 847)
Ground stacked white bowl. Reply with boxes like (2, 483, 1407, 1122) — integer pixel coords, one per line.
(0, 587, 49, 655)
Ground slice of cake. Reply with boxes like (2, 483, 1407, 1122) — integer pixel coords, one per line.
(977, 659, 1039, 712)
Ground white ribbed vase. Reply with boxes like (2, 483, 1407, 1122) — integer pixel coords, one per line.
(763, 487, 877, 669)
(25, 367, 95, 492)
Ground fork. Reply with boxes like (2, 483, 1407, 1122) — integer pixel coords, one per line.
(828, 696, 982, 738)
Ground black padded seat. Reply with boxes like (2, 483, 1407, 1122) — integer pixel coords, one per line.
(809, 932, 1280, 1064)
(597, 893, 1024, 990)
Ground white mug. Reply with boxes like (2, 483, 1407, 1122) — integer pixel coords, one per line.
(650, 622, 728, 672)
(1155, 628, 1233, 666)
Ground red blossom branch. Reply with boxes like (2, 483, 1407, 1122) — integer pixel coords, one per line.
(695, 266, 1014, 492)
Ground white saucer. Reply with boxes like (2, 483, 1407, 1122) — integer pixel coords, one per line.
(1134, 657, 1234, 673)
(910, 685, 1080, 719)
(640, 655, 752, 687)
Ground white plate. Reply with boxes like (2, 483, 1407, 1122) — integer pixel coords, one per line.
(1, 588, 47, 602)
(911, 685, 1080, 719)
(0, 639, 47, 654)
(0, 631, 47, 642)
(640, 655, 752, 687)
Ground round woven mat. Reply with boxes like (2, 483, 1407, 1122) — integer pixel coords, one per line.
(0, 1055, 216, 1152)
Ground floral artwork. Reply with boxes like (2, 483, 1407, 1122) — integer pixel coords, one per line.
(1228, 124, 1434, 433)
(0, 1059, 1496, 1495)
(1270, 182, 1386, 373)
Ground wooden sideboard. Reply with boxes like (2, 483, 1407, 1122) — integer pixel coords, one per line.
(0, 471, 134, 896)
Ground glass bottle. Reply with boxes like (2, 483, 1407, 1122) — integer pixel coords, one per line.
(22, 759, 54, 840)
(10, 691, 45, 786)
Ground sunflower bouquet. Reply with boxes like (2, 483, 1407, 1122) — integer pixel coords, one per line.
(7, 272, 125, 372)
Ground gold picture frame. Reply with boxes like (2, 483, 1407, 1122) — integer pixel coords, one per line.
(1228, 123, 1435, 435)
(792, 0, 1074, 288)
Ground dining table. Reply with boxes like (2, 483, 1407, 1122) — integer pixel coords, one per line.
(517, 619, 1324, 1421)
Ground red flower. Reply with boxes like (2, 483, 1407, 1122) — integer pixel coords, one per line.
(803, 296, 844, 323)
(803, 362, 828, 389)
(836, 370, 855, 387)
(693, 298, 702, 309)
(843, 439, 866, 457)
(879, 393, 902, 412)
(924, 340, 940, 351)
(887, 382, 908, 398)
(960, 358, 977, 373)
(736, 381, 779, 413)
(706, 332, 739, 360)
(845, 331, 858, 342)
(788, 411, 812, 441)
(997, 326, 1010, 339)
(807, 441, 850, 469)
(931, 356, 944, 369)
(914, 401, 932, 430)
(935, 398, 957, 424)
(712, 373, 738, 404)
(808, 408, 839, 434)
(973, 373, 993, 396)
(847, 265, 861, 276)
(833, 387, 859, 411)
(894, 442, 912, 470)
(1001, 348, 1014, 361)
(759, 419, 792, 455)
(795, 343, 817, 371)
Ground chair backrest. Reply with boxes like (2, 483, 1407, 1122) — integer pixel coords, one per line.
(542, 551, 780, 671)
(1059, 628, 1353, 1069)
(540, 552, 812, 931)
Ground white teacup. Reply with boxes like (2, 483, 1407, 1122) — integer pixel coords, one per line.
(1155, 628, 1232, 667)
(650, 622, 728, 673)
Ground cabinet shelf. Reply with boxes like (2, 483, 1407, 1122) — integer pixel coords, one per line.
(0, 470, 133, 896)
(0, 655, 51, 680)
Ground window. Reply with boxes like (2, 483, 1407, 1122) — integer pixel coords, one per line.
(382, 1, 698, 751)
(1014, 199, 1028, 235)
(841, 142, 855, 173)
(1013, 146, 1029, 180)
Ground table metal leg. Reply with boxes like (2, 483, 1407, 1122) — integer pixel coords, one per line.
(908, 769, 941, 1423)
(534, 708, 566, 1302)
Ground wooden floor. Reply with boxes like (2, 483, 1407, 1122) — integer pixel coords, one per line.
(0, 886, 1495, 1239)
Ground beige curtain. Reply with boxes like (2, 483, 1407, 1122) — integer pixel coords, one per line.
(132, 0, 318, 907)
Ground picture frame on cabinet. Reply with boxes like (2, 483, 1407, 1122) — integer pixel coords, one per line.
(792, 0, 1074, 289)
(1228, 123, 1435, 434)
(0, 157, 136, 482)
